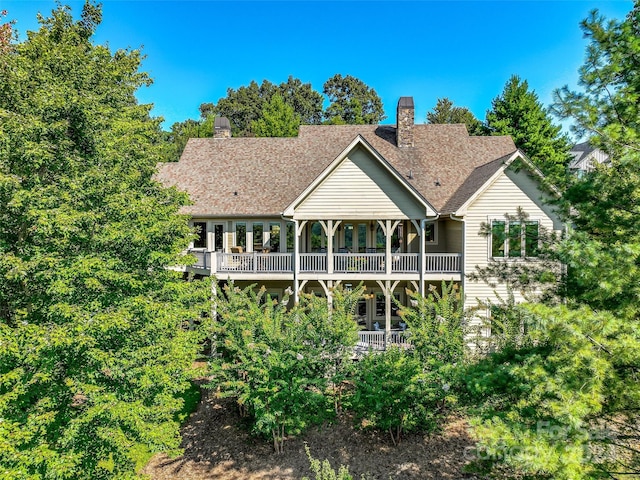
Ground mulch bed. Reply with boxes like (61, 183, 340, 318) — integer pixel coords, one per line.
(143, 388, 480, 480)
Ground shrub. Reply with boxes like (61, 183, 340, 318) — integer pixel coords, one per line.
(209, 282, 363, 453)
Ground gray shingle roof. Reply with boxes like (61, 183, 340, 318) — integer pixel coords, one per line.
(156, 123, 517, 216)
(569, 141, 596, 168)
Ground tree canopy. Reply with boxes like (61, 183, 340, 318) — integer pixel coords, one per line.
(486, 75, 573, 188)
(0, 3, 207, 477)
(553, 0, 640, 315)
(426, 97, 486, 135)
(251, 93, 300, 137)
(205, 76, 324, 137)
(322, 74, 385, 125)
(553, 2, 640, 155)
(466, 4, 640, 478)
(162, 74, 385, 160)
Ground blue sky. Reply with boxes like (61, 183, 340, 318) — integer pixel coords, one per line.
(1, 0, 634, 137)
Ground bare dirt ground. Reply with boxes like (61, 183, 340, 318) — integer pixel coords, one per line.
(143, 388, 480, 480)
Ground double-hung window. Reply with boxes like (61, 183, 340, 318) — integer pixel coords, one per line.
(491, 219, 539, 258)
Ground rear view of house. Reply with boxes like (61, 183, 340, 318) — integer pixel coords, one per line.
(156, 97, 563, 342)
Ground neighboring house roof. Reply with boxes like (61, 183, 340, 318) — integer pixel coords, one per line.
(156, 123, 517, 217)
(569, 141, 609, 172)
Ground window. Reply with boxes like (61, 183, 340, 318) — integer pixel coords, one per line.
(253, 222, 263, 252)
(525, 221, 540, 257)
(235, 222, 246, 250)
(286, 223, 294, 252)
(375, 293, 401, 317)
(193, 221, 207, 248)
(269, 222, 280, 252)
(491, 219, 539, 258)
(310, 222, 323, 251)
(425, 223, 437, 244)
(213, 224, 224, 252)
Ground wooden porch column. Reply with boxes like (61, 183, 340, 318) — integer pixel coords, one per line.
(293, 219, 300, 304)
(320, 280, 333, 312)
(376, 279, 400, 348)
(385, 280, 391, 337)
(412, 219, 425, 297)
(326, 220, 334, 274)
(385, 220, 392, 275)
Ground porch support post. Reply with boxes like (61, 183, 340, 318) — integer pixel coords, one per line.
(376, 279, 400, 348)
(385, 280, 391, 338)
(384, 220, 401, 275)
(318, 280, 333, 318)
(210, 254, 217, 274)
(293, 219, 300, 304)
(417, 219, 426, 297)
(385, 220, 392, 275)
(324, 220, 334, 274)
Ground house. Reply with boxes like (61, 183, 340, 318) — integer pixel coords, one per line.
(569, 141, 609, 177)
(156, 97, 563, 345)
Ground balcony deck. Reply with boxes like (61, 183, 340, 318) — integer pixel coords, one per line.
(188, 250, 461, 276)
(354, 330, 412, 356)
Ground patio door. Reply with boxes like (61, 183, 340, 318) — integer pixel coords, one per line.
(343, 222, 368, 253)
(213, 223, 224, 252)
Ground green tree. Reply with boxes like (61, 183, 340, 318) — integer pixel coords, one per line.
(0, 9, 15, 52)
(211, 79, 275, 136)
(426, 97, 486, 135)
(0, 4, 208, 478)
(486, 75, 573, 188)
(209, 283, 362, 453)
(464, 304, 640, 479)
(251, 93, 300, 137)
(350, 347, 440, 446)
(323, 74, 385, 125)
(161, 116, 214, 162)
(553, 3, 640, 155)
(465, 6, 640, 478)
(399, 282, 465, 368)
(552, 2, 640, 317)
(205, 76, 323, 137)
(277, 75, 324, 125)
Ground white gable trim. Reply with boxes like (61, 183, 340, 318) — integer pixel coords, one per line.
(282, 135, 436, 217)
(453, 150, 557, 216)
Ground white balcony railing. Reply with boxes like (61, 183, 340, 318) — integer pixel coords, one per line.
(189, 249, 211, 269)
(217, 252, 292, 273)
(188, 251, 461, 275)
(357, 330, 412, 351)
(334, 253, 385, 273)
(391, 253, 418, 273)
(424, 253, 461, 273)
(300, 253, 327, 272)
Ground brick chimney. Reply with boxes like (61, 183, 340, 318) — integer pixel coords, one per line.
(214, 116, 231, 139)
(396, 97, 414, 148)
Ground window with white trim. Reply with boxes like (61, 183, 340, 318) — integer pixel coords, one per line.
(425, 222, 437, 244)
(491, 219, 539, 258)
(235, 222, 246, 250)
(193, 221, 207, 248)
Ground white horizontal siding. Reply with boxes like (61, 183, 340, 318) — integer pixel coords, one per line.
(463, 169, 561, 310)
(294, 147, 425, 220)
